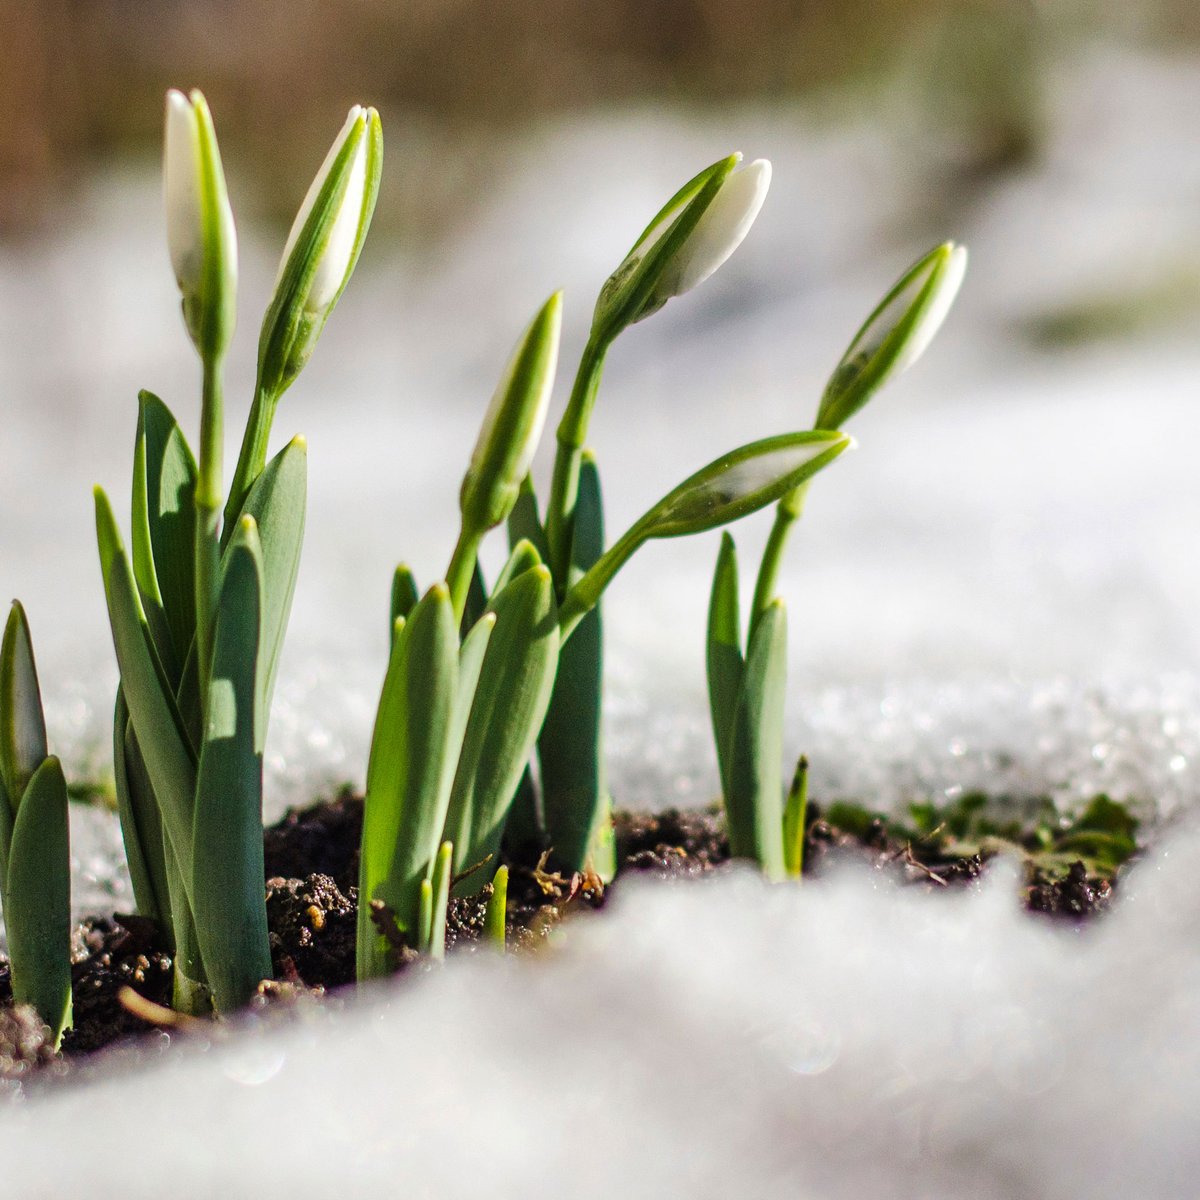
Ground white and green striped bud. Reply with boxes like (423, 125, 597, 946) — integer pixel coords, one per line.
(460, 292, 563, 534)
(558, 430, 852, 638)
(163, 89, 237, 363)
(816, 241, 967, 430)
(592, 154, 771, 341)
(257, 105, 383, 400)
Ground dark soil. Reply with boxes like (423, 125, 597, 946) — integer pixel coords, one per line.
(0, 789, 1128, 1081)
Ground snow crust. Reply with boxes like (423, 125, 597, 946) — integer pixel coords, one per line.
(0, 42, 1199, 1196)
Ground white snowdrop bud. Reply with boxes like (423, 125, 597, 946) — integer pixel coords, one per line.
(258, 105, 383, 398)
(461, 292, 563, 533)
(593, 154, 771, 338)
(817, 242, 967, 430)
(163, 89, 237, 361)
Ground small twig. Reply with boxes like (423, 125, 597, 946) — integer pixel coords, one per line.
(450, 853, 493, 889)
(117, 987, 209, 1032)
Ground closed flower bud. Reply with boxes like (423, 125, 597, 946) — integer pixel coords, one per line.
(593, 154, 771, 339)
(816, 242, 967, 430)
(163, 89, 237, 362)
(257, 105, 383, 399)
(460, 292, 563, 533)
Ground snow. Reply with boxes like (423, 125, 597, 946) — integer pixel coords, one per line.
(0, 41, 1199, 1195)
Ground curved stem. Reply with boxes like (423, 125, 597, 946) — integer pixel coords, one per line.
(195, 356, 224, 704)
(222, 381, 277, 544)
(749, 481, 809, 632)
(557, 521, 647, 642)
(545, 336, 609, 589)
(446, 525, 483, 627)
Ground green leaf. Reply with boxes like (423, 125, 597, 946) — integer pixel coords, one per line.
(461, 559, 489, 637)
(390, 564, 419, 638)
(0, 602, 49, 829)
(724, 598, 787, 878)
(445, 564, 559, 894)
(494, 539, 543, 596)
(425, 840, 452, 961)
(484, 865, 508, 953)
(236, 436, 307, 748)
(357, 585, 458, 979)
(113, 690, 171, 931)
(191, 518, 272, 1011)
(95, 487, 198, 888)
(6, 756, 72, 1045)
(452, 612, 496, 758)
(706, 532, 744, 800)
(782, 755, 809, 879)
(506, 476, 552, 567)
(540, 455, 614, 879)
(131, 391, 198, 685)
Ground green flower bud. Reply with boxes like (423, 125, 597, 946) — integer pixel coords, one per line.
(460, 292, 563, 533)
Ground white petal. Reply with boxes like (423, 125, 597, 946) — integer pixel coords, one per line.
(662, 158, 771, 299)
(163, 90, 202, 291)
(274, 106, 364, 296)
(306, 123, 368, 313)
(891, 244, 968, 376)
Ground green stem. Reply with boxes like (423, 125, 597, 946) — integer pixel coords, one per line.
(195, 357, 224, 704)
(557, 522, 647, 642)
(446, 526, 483, 626)
(749, 482, 809, 631)
(222, 382, 277, 545)
(545, 336, 609, 589)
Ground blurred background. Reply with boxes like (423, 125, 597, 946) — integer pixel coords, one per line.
(4, 0, 1200, 816)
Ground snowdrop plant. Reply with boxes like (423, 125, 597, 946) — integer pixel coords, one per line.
(96, 91, 381, 1013)
(0, 604, 71, 1046)
(357, 288, 851, 977)
(708, 242, 967, 877)
(497, 154, 773, 882)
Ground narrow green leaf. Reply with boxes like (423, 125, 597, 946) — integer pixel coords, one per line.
(0, 602, 49, 825)
(446, 565, 559, 895)
(725, 599, 787, 878)
(132, 391, 198, 684)
(390, 564, 419, 639)
(426, 840, 452, 961)
(461, 559, 489, 637)
(484, 865, 508, 953)
(357, 585, 458, 979)
(417, 878, 433, 955)
(502, 767, 543, 859)
(492, 538, 542, 596)
(783, 755, 809, 880)
(452, 612, 496, 758)
(7, 756, 72, 1045)
(236, 436, 307, 748)
(95, 487, 198, 888)
(539, 455, 614, 879)
(706, 531, 744, 800)
(506, 475, 552, 567)
(192, 517, 272, 1011)
(113, 691, 171, 931)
